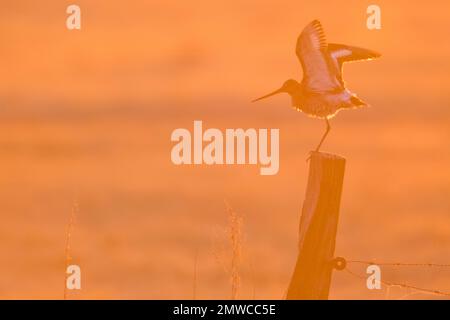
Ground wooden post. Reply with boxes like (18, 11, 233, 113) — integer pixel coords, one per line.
(286, 151, 346, 300)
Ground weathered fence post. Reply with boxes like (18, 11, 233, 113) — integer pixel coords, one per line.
(286, 151, 346, 300)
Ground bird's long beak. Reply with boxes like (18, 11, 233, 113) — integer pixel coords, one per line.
(252, 87, 284, 102)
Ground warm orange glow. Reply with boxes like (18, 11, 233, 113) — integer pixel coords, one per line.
(1, 1, 450, 300)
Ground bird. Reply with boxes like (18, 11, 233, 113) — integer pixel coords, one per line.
(252, 20, 381, 152)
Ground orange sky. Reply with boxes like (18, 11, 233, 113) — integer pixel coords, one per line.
(1, 0, 449, 112)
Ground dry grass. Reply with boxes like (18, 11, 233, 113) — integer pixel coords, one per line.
(0, 113, 449, 299)
(63, 202, 78, 300)
(193, 249, 198, 300)
(225, 201, 243, 300)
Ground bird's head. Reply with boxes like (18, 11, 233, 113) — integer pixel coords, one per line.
(252, 79, 299, 102)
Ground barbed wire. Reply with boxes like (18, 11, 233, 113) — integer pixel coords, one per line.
(334, 257, 450, 298)
(347, 260, 450, 268)
(344, 267, 450, 298)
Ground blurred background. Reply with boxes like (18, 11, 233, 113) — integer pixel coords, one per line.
(0, 0, 449, 299)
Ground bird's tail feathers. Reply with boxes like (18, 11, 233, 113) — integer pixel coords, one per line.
(348, 94, 369, 109)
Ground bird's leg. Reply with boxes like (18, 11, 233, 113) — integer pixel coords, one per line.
(306, 119, 331, 162)
(315, 118, 331, 152)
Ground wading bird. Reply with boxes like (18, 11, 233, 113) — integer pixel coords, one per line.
(253, 20, 381, 152)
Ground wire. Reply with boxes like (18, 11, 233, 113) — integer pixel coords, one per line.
(344, 267, 450, 298)
(347, 260, 450, 268)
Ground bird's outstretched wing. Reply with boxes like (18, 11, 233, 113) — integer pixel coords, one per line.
(296, 20, 341, 92)
(328, 43, 381, 84)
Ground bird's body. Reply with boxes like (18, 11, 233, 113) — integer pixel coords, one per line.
(289, 84, 364, 119)
(253, 20, 381, 151)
